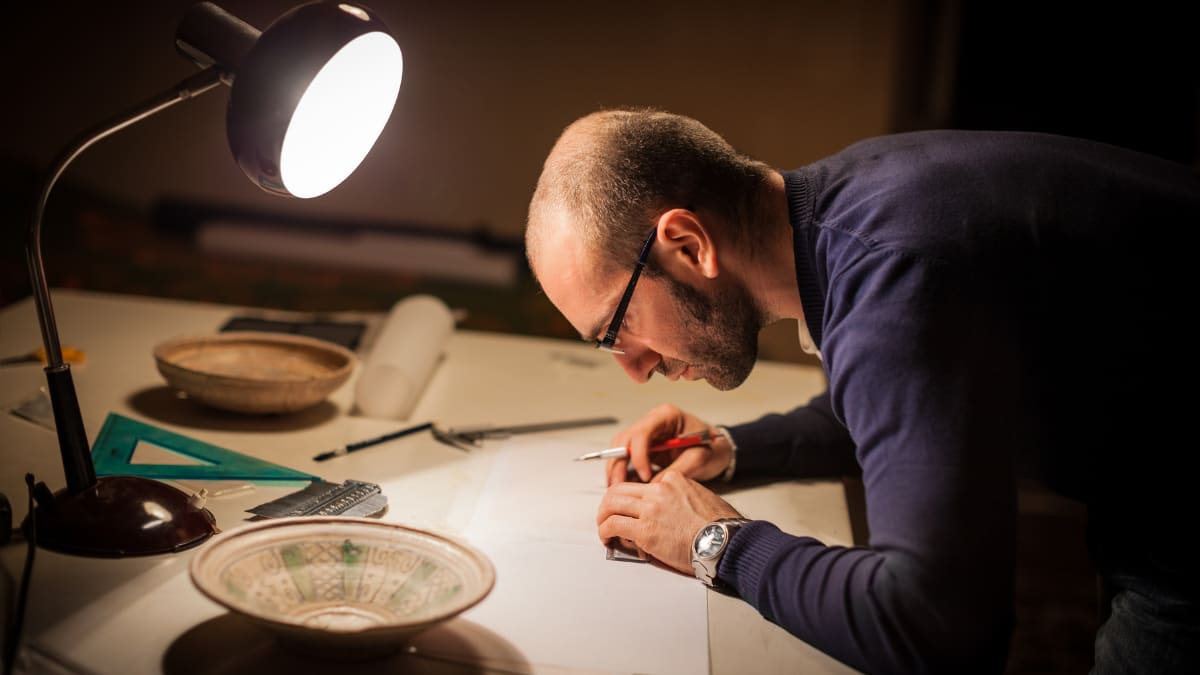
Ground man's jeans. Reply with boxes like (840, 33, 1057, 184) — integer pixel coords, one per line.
(1091, 549, 1199, 673)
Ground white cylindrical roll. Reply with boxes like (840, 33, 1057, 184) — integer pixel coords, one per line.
(355, 294, 455, 419)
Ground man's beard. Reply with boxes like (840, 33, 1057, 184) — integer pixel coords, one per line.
(662, 276, 763, 391)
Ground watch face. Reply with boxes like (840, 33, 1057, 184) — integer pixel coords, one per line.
(695, 523, 727, 558)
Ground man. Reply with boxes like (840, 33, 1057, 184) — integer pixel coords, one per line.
(525, 108, 1199, 673)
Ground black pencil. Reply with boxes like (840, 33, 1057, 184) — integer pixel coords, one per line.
(313, 421, 434, 462)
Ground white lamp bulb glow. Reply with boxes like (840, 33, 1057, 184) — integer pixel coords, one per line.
(280, 31, 403, 198)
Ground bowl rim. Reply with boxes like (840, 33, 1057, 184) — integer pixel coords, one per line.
(154, 331, 357, 385)
(188, 516, 496, 636)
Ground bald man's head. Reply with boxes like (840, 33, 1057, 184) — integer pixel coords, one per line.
(525, 109, 774, 282)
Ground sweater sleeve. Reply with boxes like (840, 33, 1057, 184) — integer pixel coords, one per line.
(728, 390, 860, 478)
(719, 248, 1022, 674)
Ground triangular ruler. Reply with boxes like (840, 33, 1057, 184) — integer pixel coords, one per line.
(92, 413, 319, 484)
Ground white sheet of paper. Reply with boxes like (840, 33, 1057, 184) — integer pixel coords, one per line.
(434, 437, 709, 675)
(465, 436, 617, 544)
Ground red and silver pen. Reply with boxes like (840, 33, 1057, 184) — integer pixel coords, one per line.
(573, 430, 713, 461)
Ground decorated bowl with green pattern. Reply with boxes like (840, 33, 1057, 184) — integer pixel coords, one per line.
(189, 517, 495, 658)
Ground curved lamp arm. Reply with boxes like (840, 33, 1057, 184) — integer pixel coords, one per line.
(21, 2, 402, 558)
(25, 67, 226, 494)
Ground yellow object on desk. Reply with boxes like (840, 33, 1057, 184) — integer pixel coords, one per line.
(0, 345, 86, 366)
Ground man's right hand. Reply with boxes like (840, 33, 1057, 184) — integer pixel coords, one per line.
(606, 404, 733, 485)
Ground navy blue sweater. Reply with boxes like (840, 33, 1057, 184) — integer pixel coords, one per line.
(719, 130, 1200, 673)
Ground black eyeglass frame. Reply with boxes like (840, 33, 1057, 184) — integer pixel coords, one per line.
(594, 227, 658, 354)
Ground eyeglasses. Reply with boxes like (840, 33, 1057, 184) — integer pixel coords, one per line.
(594, 227, 658, 354)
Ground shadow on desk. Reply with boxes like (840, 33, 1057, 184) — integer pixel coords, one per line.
(127, 387, 339, 432)
(165, 613, 529, 674)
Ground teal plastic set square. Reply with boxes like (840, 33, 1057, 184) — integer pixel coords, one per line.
(91, 413, 388, 518)
(91, 413, 319, 484)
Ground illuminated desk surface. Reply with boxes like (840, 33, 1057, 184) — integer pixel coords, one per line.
(0, 289, 858, 674)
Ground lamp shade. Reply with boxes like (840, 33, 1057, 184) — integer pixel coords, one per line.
(227, 2, 403, 198)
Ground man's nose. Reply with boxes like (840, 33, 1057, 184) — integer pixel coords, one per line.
(614, 346, 658, 384)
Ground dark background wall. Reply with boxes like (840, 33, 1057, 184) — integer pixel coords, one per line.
(948, 2, 1197, 165)
(2, 1, 899, 245)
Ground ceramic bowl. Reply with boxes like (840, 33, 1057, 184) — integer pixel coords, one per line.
(189, 517, 495, 659)
(154, 332, 355, 414)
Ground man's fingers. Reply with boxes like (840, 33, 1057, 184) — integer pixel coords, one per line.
(647, 449, 705, 483)
(596, 492, 647, 524)
(605, 457, 629, 486)
(627, 437, 654, 482)
(605, 482, 649, 497)
(597, 514, 640, 543)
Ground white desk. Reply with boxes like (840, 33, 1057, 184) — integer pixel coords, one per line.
(0, 289, 858, 674)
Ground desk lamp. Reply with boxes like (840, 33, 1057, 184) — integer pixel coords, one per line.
(24, 1, 403, 556)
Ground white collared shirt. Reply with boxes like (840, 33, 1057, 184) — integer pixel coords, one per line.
(797, 312, 822, 361)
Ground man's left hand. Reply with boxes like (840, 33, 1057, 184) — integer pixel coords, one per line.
(596, 470, 742, 573)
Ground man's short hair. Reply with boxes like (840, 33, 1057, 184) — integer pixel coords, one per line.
(527, 108, 774, 274)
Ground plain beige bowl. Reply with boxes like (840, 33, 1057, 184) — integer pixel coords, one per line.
(189, 517, 496, 659)
(154, 332, 356, 414)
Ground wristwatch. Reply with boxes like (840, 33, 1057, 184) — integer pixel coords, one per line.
(690, 517, 751, 587)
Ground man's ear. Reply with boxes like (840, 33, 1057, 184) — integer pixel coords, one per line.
(654, 209, 719, 280)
